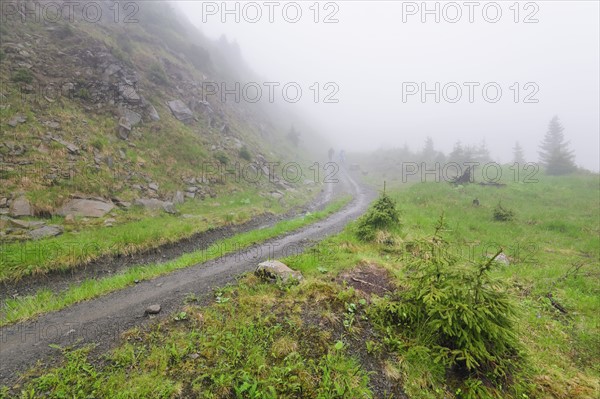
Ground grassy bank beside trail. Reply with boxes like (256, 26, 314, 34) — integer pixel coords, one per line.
(0, 196, 351, 327)
(0, 187, 316, 283)
(3, 174, 598, 399)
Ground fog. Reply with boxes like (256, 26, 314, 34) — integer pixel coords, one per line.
(175, 1, 599, 171)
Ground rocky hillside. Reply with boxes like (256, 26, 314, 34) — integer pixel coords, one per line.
(0, 1, 315, 240)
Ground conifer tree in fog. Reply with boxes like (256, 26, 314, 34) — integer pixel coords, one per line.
(287, 125, 300, 148)
(513, 142, 525, 164)
(421, 136, 436, 162)
(538, 116, 576, 175)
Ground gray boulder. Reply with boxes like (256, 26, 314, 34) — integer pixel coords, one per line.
(167, 100, 194, 123)
(145, 304, 161, 315)
(134, 198, 176, 214)
(9, 196, 33, 217)
(29, 225, 63, 240)
(118, 108, 142, 130)
(172, 191, 185, 205)
(8, 115, 26, 127)
(147, 103, 160, 121)
(119, 84, 141, 104)
(57, 199, 114, 218)
(255, 260, 303, 283)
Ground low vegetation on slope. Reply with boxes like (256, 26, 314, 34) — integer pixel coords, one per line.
(1, 2, 324, 281)
(2, 173, 598, 398)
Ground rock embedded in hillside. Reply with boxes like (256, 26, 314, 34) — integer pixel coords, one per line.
(147, 103, 160, 121)
(148, 182, 159, 191)
(9, 218, 45, 229)
(43, 121, 60, 129)
(9, 196, 33, 217)
(8, 115, 26, 127)
(29, 225, 63, 240)
(255, 260, 303, 283)
(145, 304, 161, 315)
(57, 199, 114, 218)
(134, 198, 177, 214)
(172, 191, 185, 205)
(118, 108, 142, 130)
(50, 137, 79, 155)
(167, 99, 194, 123)
(119, 83, 141, 104)
(0, 198, 7, 208)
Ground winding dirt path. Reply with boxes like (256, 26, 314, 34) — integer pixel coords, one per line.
(0, 170, 375, 385)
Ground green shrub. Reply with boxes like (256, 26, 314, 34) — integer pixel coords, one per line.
(215, 151, 229, 165)
(372, 217, 522, 386)
(356, 192, 399, 241)
(493, 203, 515, 221)
(12, 68, 33, 83)
(76, 88, 91, 100)
(239, 145, 251, 161)
(148, 62, 168, 85)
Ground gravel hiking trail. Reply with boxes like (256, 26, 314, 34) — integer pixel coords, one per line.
(0, 170, 375, 385)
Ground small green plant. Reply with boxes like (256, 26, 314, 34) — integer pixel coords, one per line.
(174, 311, 188, 321)
(76, 88, 91, 100)
(215, 290, 229, 304)
(372, 217, 522, 385)
(356, 190, 400, 241)
(12, 68, 33, 83)
(493, 203, 515, 221)
(239, 145, 251, 161)
(148, 62, 168, 85)
(215, 151, 229, 165)
(91, 138, 105, 151)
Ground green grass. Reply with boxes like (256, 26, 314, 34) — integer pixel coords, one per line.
(0, 196, 351, 326)
(0, 188, 314, 283)
(4, 174, 598, 398)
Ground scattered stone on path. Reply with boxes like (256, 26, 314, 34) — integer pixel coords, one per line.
(145, 304, 161, 315)
(255, 260, 303, 283)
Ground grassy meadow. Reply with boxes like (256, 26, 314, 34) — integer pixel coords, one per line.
(2, 172, 598, 398)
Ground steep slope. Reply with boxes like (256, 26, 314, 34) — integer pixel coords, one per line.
(0, 2, 319, 250)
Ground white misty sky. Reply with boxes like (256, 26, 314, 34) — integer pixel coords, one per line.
(175, 1, 599, 170)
